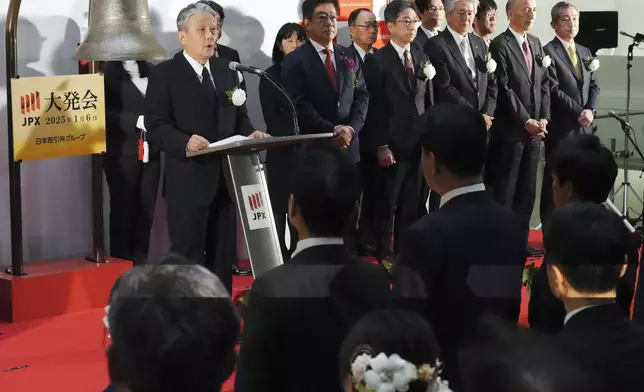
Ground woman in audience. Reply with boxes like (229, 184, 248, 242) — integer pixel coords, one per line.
(259, 22, 307, 260)
(339, 309, 452, 392)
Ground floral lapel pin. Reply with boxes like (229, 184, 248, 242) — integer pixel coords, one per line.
(583, 56, 600, 72)
(417, 59, 436, 81)
(535, 52, 552, 68)
(484, 53, 497, 73)
(344, 56, 359, 87)
(225, 85, 247, 106)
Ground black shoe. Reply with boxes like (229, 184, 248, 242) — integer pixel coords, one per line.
(527, 246, 544, 257)
(232, 264, 252, 276)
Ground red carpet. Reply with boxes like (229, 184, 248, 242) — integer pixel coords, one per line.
(0, 233, 545, 392)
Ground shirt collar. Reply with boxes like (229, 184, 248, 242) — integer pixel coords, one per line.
(508, 26, 527, 46)
(439, 183, 486, 208)
(352, 42, 373, 60)
(183, 50, 211, 76)
(564, 303, 606, 325)
(447, 25, 468, 47)
(420, 25, 438, 39)
(389, 40, 410, 59)
(556, 35, 575, 51)
(310, 39, 334, 54)
(291, 237, 344, 258)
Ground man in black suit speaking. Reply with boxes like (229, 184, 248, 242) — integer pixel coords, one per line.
(540, 1, 599, 228)
(145, 3, 268, 292)
(485, 0, 550, 257)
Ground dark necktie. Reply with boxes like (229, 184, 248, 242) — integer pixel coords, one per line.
(202, 67, 216, 102)
(404, 49, 414, 77)
(522, 40, 533, 76)
(323, 48, 338, 90)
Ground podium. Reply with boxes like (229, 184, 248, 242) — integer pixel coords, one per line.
(187, 133, 334, 278)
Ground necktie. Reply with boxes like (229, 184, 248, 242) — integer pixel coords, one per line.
(404, 50, 414, 76)
(323, 48, 337, 89)
(460, 39, 476, 79)
(522, 40, 533, 75)
(568, 45, 581, 78)
(202, 67, 216, 103)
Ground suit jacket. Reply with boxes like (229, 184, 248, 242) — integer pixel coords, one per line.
(413, 27, 439, 51)
(363, 42, 434, 160)
(280, 41, 370, 162)
(425, 30, 497, 115)
(216, 44, 246, 91)
(557, 303, 644, 392)
(259, 63, 293, 137)
(348, 44, 381, 155)
(544, 38, 599, 139)
(145, 52, 254, 207)
(104, 61, 157, 157)
(392, 191, 526, 382)
(489, 29, 550, 141)
(234, 244, 392, 392)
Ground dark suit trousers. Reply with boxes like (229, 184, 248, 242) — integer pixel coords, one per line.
(167, 173, 236, 293)
(266, 147, 298, 260)
(104, 154, 160, 265)
(358, 154, 393, 259)
(485, 138, 541, 245)
(390, 155, 430, 254)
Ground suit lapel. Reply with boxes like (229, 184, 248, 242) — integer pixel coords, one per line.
(176, 53, 212, 104)
(551, 38, 579, 82)
(505, 29, 532, 84)
(470, 34, 487, 100)
(442, 30, 475, 89)
(334, 44, 346, 95)
(304, 41, 337, 93)
(527, 35, 539, 83)
(384, 43, 413, 95)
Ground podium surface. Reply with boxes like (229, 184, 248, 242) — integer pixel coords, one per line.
(187, 133, 334, 278)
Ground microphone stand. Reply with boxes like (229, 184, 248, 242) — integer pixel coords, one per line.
(261, 73, 300, 136)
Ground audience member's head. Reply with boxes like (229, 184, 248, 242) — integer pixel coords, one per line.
(506, 0, 536, 34)
(339, 309, 443, 392)
(348, 8, 378, 48)
(176, 3, 219, 63)
(550, 1, 579, 41)
(415, 0, 445, 31)
(106, 253, 240, 392)
(445, 0, 477, 35)
(289, 146, 361, 239)
(419, 103, 487, 195)
(473, 0, 497, 36)
(271, 22, 307, 64)
(302, 0, 339, 46)
(545, 202, 631, 307)
(551, 134, 617, 207)
(385, 0, 419, 46)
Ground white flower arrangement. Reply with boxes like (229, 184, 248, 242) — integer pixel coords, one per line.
(541, 54, 552, 68)
(423, 61, 436, 80)
(351, 352, 452, 392)
(485, 53, 497, 73)
(225, 86, 247, 106)
(584, 57, 600, 72)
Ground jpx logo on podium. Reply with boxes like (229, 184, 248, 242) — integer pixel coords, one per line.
(241, 184, 271, 230)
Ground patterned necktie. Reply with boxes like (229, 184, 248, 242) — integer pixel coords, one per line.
(568, 45, 581, 77)
(202, 67, 216, 103)
(323, 48, 337, 89)
(404, 50, 414, 76)
(460, 39, 476, 79)
(522, 40, 533, 75)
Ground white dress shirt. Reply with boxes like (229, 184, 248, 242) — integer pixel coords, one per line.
(556, 35, 579, 66)
(509, 26, 527, 48)
(390, 40, 414, 71)
(310, 39, 336, 69)
(291, 237, 344, 258)
(447, 25, 476, 80)
(440, 183, 487, 208)
(420, 25, 438, 39)
(352, 42, 373, 61)
(564, 304, 605, 325)
(183, 51, 215, 88)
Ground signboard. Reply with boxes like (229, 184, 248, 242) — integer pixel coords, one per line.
(241, 184, 271, 230)
(338, 0, 374, 21)
(373, 21, 391, 49)
(10, 73, 106, 161)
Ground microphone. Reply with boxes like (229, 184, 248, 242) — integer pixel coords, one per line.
(228, 61, 266, 76)
(619, 31, 644, 42)
(227, 61, 300, 135)
(608, 110, 633, 129)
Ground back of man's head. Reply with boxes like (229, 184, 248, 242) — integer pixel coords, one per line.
(290, 146, 361, 237)
(107, 254, 240, 392)
(551, 134, 617, 204)
(545, 202, 631, 294)
(420, 103, 487, 184)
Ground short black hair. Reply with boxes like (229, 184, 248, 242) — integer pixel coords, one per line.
(419, 103, 487, 178)
(339, 309, 440, 392)
(107, 256, 240, 392)
(415, 0, 444, 12)
(302, 0, 339, 21)
(197, 0, 225, 21)
(348, 7, 373, 26)
(476, 0, 498, 20)
(271, 22, 307, 64)
(551, 134, 617, 204)
(545, 201, 632, 293)
(385, 0, 418, 23)
(290, 145, 360, 237)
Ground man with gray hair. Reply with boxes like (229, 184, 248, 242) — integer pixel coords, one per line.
(424, 0, 497, 131)
(145, 3, 269, 292)
(105, 253, 240, 392)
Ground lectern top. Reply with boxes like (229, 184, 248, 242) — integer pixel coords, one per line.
(186, 133, 335, 157)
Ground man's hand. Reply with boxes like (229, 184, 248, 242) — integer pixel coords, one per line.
(186, 134, 209, 152)
(249, 130, 271, 138)
(482, 114, 494, 130)
(524, 119, 542, 136)
(333, 125, 353, 149)
(538, 119, 548, 138)
(377, 146, 395, 167)
(577, 109, 594, 127)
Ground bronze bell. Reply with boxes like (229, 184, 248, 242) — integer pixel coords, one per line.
(75, 0, 167, 61)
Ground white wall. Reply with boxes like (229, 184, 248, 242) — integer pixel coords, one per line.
(0, 0, 641, 266)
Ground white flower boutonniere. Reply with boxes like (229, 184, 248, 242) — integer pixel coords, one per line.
(535, 54, 552, 68)
(225, 86, 247, 106)
(485, 53, 497, 73)
(417, 60, 436, 81)
(583, 57, 600, 72)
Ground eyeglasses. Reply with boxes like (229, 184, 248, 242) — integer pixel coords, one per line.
(354, 23, 380, 31)
(395, 18, 420, 27)
(428, 6, 445, 12)
(313, 13, 338, 23)
(483, 11, 497, 20)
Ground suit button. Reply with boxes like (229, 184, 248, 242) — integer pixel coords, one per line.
(337, 102, 340, 107)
